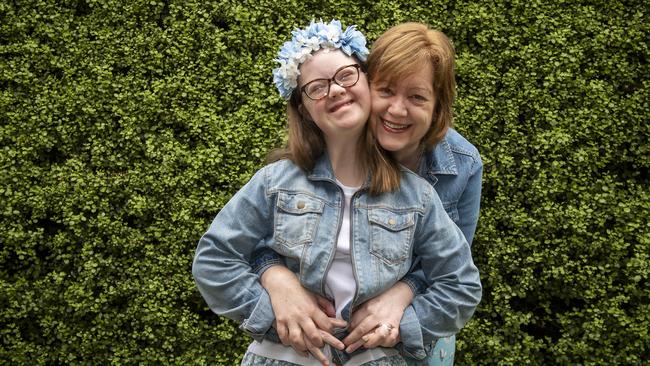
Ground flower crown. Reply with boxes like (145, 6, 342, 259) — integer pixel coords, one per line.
(273, 19, 369, 100)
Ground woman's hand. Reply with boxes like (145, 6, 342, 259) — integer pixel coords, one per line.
(261, 266, 347, 365)
(343, 281, 414, 353)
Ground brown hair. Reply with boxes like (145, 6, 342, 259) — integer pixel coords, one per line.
(368, 22, 456, 149)
(268, 64, 400, 195)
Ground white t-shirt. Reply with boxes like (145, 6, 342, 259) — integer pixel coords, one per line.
(325, 181, 358, 319)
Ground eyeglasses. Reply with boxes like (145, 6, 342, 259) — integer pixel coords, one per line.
(300, 64, 362, 100)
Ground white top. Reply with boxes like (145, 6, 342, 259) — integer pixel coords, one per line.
(325, 181, 358, 318)
(248, 180, 397, 365)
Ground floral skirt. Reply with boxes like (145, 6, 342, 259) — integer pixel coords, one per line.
(240, 335, 455, 366)
(405, 335, 455, 366)
(241, 352, 408, 366)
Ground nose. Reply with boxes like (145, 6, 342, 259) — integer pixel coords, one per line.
(328, 82, 347, 98)
(386, 96, 407, 117)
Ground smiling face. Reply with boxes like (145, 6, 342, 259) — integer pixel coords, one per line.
(297, 49, 371, 143)
(367, 23, 457, 170)
(370, 62, 436, 168)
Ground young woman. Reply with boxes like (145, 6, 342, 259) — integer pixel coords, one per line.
(256, 22, 483, 366)
(192, 20, 481, 366)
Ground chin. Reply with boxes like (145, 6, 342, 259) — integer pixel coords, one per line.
(376, 137, 404, 153)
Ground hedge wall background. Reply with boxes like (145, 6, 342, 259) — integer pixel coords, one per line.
(1, 0, 647, 365)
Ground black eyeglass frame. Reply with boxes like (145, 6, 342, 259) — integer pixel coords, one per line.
(300, 64, 362, 100)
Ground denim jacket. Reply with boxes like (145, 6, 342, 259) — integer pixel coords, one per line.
(192, 154, 482, 361)
(418, 128, 483, 246)
(253, 129, 483, 294)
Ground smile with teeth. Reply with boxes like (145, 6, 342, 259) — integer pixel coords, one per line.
(382, 119, 409, 130)
(329, 100, 354, 113)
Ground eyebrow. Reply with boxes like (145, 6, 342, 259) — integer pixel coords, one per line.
(409, 87, 433, 95)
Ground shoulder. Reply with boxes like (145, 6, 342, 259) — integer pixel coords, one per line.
(258, 159, 324, 195)
(425, 129, 483, 177)
(260, 159, 304, 181)
(399, 167, 438, 203)
(264, 158, 296, 171)
(442, 128, 482, 164)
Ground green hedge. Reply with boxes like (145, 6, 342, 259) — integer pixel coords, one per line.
(1, 0, 647, 364)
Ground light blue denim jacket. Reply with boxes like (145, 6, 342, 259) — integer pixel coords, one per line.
(418, 128, 483, 246)
(192, 154, 482, 361)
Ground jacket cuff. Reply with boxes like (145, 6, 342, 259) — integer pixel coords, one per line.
(250, 248, 284, 276)
(400, 273, 427, 295)
(396, 306, 432, 360)
(239, 289, 275, 342)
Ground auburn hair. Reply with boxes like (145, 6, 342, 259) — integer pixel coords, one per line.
(368, 22, 456, 149)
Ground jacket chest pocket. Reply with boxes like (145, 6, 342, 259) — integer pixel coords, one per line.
(274, 192, 324, 248)
(368, 208, 416, 265)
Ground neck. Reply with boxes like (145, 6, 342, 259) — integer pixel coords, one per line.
(325, 135, 365, 187)
(395, 145, 423, 171)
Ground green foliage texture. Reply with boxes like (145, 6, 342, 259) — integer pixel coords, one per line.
(1, 0, 648, 365)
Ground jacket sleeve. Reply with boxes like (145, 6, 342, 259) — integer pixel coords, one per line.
(191, 166, 276, 341)
(454, 153, 483, 246)
(250, 246, 286, 276)
(396, 189, 482, 360)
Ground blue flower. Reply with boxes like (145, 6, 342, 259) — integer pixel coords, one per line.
(272, 19, 369, 100)
(340, 25, 368, 61)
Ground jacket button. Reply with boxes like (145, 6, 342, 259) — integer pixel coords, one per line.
(297, 201, 305, 209)
(388, 218, 396, 226)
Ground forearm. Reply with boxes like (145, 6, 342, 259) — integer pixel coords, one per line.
(192, 167, 276, 339)
(192, 233, 276, 339)
(255, 252, 346, 357)
(397, 264, 481, 360)
(261, 264, 301, 294)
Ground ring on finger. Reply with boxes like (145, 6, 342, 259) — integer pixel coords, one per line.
(375, 322, 394, 336)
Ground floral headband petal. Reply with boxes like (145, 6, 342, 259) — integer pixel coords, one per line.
(273, 19, 369, 100)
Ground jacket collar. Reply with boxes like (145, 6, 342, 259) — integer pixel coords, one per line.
(418, 136, 458, 185)
(309, 154, 337, 181)
(308, 153, 372, 188)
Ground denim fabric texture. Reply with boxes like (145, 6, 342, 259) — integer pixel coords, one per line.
(192, 153, 482, 361)
(416, 128, 483, 246)
(405, 335, 455, 366)
(246, 129, 483, 364)
(401, 129, 482, 365)
(378, 128, 484, 295)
